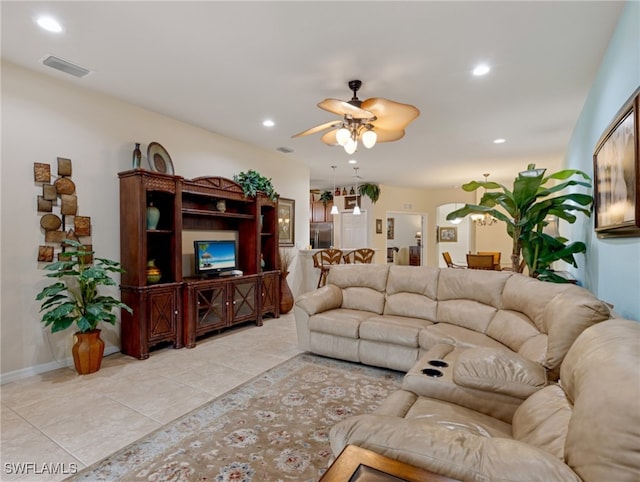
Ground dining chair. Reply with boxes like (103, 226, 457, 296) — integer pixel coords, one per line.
(477, 251, 502, 270)
(343, 248, 375, 264)
(312, 248, 343, 288)
(442, 252, 466, 269)
(466, 253, 496, 270)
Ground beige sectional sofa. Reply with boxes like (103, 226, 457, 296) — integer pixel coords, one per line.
(295, 264, 611, 420)
(330, 318, 640, 482)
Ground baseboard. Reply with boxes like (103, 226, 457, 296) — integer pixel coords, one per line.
(0, 345, 120, 385)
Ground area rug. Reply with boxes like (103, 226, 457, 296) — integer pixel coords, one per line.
(68, 353, 402, 482)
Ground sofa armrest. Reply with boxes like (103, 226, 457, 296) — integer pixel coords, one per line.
(295, 284, 343, 315)
(330, 415, 580, 482)
(453, 347, 547, 399)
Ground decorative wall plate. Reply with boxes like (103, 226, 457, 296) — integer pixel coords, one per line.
(147, 142, 174, 175)
(54, 177, 76, 195)
(40, 214, 62, 231)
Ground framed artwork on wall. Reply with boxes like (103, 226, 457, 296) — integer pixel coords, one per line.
(387, 218, 394, 240)
(376, 219, 383, 234)
(344, 195, 361, 210)
(278, 198, 295, 246)
(438, 226, 458, 243)
(593, 88, 640, 238)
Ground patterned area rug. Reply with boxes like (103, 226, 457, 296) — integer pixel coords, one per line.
(68, 354, 402, 482)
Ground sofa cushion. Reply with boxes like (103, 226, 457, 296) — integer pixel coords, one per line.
(360, 315, 431, 347)
(486, 309, 541, 352)
(512, 384, 572, 459)
(386, 265, 439, 298)
(384, 292, 437, 321)
(453, 347, 547, 399)
(516, 334, 548, 365)
(308, 308, 374, 338)
(437, 299, 497, 333)
(419, 323, 507, 351)
(342, 287, 385, 314)
(327, 264, 389, 291)
(543, 290, 611, 372)
(295, 284, 343, 315)
(437, 268, 511, 308)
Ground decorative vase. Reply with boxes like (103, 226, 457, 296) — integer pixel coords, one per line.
(342, 187, 347, 195)
(335, 187, 341, 196)
(132, 142, 142, 169)
(147, 202, 160, 230)
(72, 329, 105, 375)
(217, 199, 226, 212)
(279, 271, 294, 314)
(349, 186, 355, 195)
(146, 259, 162, 284)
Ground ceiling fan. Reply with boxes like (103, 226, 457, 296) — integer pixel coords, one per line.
(292, 80, 420, 154)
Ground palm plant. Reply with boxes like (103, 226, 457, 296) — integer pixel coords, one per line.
(36, 240, 132, 333)
(446, 164, 593, 283)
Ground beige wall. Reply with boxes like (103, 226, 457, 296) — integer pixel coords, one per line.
(1, 61, 310, 380)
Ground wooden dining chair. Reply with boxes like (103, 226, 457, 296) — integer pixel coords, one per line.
(344, 248, 375, 264)
(442, 252, 466, 269)
(466, 254, 496, 270)
(312, 248, 343, 288)
(478, 251, 502, 270)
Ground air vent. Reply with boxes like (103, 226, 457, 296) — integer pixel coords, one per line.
(42, 55, 91, 78)
(276, 146, 294, 153)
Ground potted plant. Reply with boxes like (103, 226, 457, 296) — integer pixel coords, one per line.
(447, 164, 593, 282)
(36, 240, 132, 374)
(358, 183, 381, 203)
(233, 169, 278, 201)
(319, 190, 333, 204)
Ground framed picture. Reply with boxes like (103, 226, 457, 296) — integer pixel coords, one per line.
(344, 195, 361, 210)
(376, 218, 383, 234)
(278, 198, 295, 246)
(387, 218, 394, 240)
(593, 88, 640, 238)
(439, 226, 458, 243)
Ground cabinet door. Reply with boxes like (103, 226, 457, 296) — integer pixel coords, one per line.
(147, 286, 181, 344)
(260, 271, 279, 319)
(311, 201, 326, 223)
(195, 284, 227, 331)
(230, 278, 258, 324)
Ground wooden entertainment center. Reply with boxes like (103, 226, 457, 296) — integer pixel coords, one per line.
(118, 170, 280, 359)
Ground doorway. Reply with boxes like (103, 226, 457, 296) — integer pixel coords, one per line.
(436, 203, 471, 267)
(386, 212, 425, 265)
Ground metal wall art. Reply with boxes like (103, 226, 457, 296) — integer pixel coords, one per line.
(34, 157, 91, 262)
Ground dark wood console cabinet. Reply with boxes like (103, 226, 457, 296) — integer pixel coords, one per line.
(119, 170, 280, 359)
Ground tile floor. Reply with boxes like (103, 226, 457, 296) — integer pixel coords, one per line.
(1, 313, 302, 481)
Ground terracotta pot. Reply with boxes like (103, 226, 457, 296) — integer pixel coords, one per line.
(280, 272, 294, 314)
(72, 329, 105, 375)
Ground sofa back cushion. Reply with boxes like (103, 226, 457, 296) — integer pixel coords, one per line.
(384, 266, 439, 321)
(437, 269, 511, 308)
(560, 319, 640, 482)
(328, 264, 389, 314)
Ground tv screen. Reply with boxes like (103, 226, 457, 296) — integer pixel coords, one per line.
(194, 240, 237, 276)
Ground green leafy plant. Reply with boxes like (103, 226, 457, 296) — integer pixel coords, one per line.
(358, 183, 381, 203)
(233, 169, 278, 201)
(36, 240, 132, 333)
(319, 190, 333, 204)
(447, 164, 593, 282)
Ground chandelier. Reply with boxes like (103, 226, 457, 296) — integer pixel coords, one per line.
(470, 173, 497, 226)
(335, 118, 377, 155)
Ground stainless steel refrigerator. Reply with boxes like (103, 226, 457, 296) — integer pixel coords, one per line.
(310, 222, 333, 249)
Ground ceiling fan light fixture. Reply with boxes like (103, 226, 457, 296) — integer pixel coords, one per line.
(336, 127, 351, 146)
(344, 138, 357, 155)
(362, 128, 377, 149)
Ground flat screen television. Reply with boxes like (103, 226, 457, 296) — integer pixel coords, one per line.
(194, 240, 237, 277)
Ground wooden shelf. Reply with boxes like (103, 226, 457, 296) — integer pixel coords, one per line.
(181, 208, 255, 219)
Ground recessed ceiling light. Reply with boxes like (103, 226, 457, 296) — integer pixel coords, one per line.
(493, 138, 506, 144)
(348, 159, 357, 164)
(262, 119, 275, 127)
(472, 64, 490, 76)
(37, 16, 63, 33)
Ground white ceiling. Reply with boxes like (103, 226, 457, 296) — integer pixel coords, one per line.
(1, 1, 625, 190)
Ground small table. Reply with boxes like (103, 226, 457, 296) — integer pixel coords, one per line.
(320, 444, 459, 481)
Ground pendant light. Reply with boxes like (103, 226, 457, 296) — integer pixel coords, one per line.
(330, 165, 339, 215)
(352, 167, 361, 215)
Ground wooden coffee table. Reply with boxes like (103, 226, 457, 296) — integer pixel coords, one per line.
(320, 444, 459, 481)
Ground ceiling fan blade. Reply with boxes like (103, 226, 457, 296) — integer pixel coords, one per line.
(320, 128, 340, 146)
(370, 128, 406, 143)
(318, 98, 374, 119)
(292, 120, 342, 138)
(361, 98, 420, 130)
